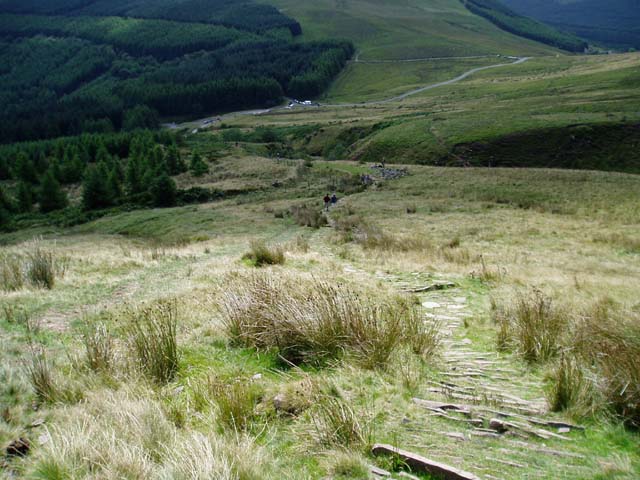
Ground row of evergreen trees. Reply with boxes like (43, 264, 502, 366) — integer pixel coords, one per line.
(0, 133, 212, 227)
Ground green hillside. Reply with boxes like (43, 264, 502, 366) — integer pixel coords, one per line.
(2, 2, 640, 479)
(220, 52, 640, 170)
(268, 0, 560, 59)
(0, 2, 353, 144)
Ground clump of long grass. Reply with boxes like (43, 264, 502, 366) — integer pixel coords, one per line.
(308, 389, 372, 449)
(492, 289, 567, 363)
(82, 316, 115, 373)
(219, 272, 438, 368)
(160, 431, 270, 480)
(28, 387, 271, 479)
(569, 301, 640, 426)
(329, 451, 370, 479)
(26, 246, 56, 289)
(125, 300, 179, 384)
(290, 204, 328, 228)
(333, 213, 430, 252)
(546, 352, 601, 419)
(474, 255, 504, 283)
(497, 291, 640, 426)
(242, 241, 285, 267)
(208, 377, 261, 431)
(1, 243, 67, 291)
(26, 345, 57, 403)
(0, 254, 23, 291)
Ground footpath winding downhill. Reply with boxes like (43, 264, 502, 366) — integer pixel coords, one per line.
(334, 260, 592, 479)
(168, 56, 530, 130)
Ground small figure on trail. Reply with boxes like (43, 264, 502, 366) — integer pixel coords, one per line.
(331, 193, 338, 205)
(323, 193, 331, 211)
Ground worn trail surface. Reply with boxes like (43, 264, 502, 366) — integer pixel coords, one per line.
(331, 260, 592, 479)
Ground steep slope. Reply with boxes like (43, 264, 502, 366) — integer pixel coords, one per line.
(502, 0, 640, 49)
(0, 1, 354, 143)
(461, 0, 587, 52)
(267, 0, 561, 60)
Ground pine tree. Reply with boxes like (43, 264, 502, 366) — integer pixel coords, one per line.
(189, 153, 209, 177)
(107, 166, 123, 204)
(50, 158, 63, 183)
(60, 153, 85, 184)
(0, 185, 12, 228)
(39, 169, 68, 213)
(82, 162, 113, 210)
(165, 145, 186, 175)
(151, 173, 177, 207)
(0, 184, 14, 212)
(15, 152, 39, 184)
(95, 143, 111, 164)
(125, 157, 143, 196)
(0, 154, 11, 180)
(16, 181, 33, 213)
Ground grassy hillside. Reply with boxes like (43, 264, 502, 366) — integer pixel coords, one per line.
(216, 52, 640, 169)
(2, 155, 640, 478)
(0, 4, 353, 143)
(267, 0, 560, 59)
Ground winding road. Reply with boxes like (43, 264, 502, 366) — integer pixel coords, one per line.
(166, 56, 530, 130)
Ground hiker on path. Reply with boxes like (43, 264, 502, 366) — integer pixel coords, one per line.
(323, 193, 331, 211)
(331, 193, 338, 205)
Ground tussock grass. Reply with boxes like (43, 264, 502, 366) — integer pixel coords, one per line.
(309, 389, 372, 449)
(125, 300, 179, 384)
(0, 254, 23, 291)
(547, 352, 600, 419)
(208, 377, 261, 431)
(570, 302, 640, 427)
(219, 272, 438, 368)
(26, 246, 56, 289)
(0, 242, 67, 291)
(292, 235, 310, 253)
(82, 316, 114, 373)
(160, 431, 270, 480)
(28, 387, 272, 479)
(242, 241, 285, 267)
(26, 345, 57, 404)
(290, 204, 328, 228)
(497, 291, 640, 425)
(493, 289, 567, 363)
(329, 451, 370, 479)
(333, 213, 431, 253)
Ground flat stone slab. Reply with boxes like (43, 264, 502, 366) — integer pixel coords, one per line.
(372, 444, 480, 480)
(422, 302, 441, 309)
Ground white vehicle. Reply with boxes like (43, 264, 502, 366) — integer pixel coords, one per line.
(302, 100, 313, 105)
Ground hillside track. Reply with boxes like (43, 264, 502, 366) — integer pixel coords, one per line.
(168, 56, 530, 129)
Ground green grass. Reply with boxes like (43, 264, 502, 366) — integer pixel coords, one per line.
(270, 0, 558, 60)
(2, 158, 640, 478)
(228, 52, 640, 166)
(322, 56, 502, 103)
